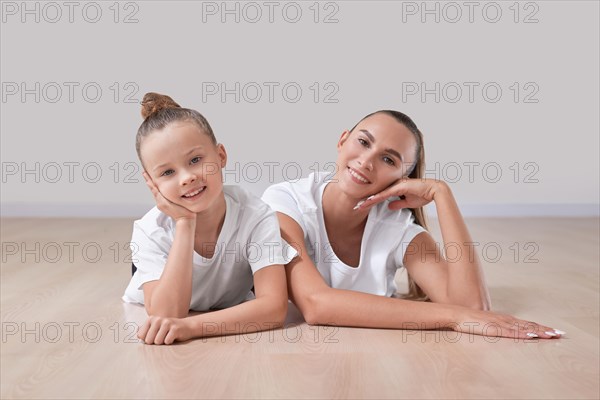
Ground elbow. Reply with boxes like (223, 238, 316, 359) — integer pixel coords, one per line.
(301, 290, 331, 326)
(260, 295, 289, 329)
(272, 298, 289, 328)
(143, 289, 190, 318)
(303, 308, 320, 326)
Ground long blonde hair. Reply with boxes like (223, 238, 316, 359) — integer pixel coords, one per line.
(350, 110, 430, 302)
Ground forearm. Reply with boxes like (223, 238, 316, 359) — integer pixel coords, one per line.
(148, 219, 195, 317)
(307, 288, 463, 330)
(433, 183, 491, 309)
(185, 296, 287, 338)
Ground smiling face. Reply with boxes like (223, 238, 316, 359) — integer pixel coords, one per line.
(140, 121, 227, 213)
(334, 112, 418, 199)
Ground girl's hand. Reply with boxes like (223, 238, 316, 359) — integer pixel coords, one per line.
(452, 308, 565, 340)
(355, 178, 448, 211)
(142, 171, 196, 222)
(137, 315, 194, 345)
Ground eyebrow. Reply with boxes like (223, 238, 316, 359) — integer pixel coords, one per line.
(359, 129, 404, 162)
(152, 146, 204, 172)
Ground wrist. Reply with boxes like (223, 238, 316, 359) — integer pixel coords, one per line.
(175, 217, 196, 227)
(175, 217, 196, 225)
(432, 180, 451, 200)
(185, 315, 204, 337)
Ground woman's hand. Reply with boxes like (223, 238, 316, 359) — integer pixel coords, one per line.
(137, 315, 194, 345)
(355, 177, 448, 211)
(451, 308, 565, 340)
(142, 171, 196, 222)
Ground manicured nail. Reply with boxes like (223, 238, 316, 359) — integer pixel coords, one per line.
(544, 331, 557, 336)
(353, 200, 365, 210)
(526, 333, 538, 338)
(553, 329, 566, 335)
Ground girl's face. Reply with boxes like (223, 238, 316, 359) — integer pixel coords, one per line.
(335, 113, 417, 200)
(140, 122, 227, 213)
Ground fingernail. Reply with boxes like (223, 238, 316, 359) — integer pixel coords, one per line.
(353, 200, 365, 210)
(366, 195, 375, 201)
(526, 333, 538, 338)
(544, 331, 557, 336)
(553, 329, 566, 335)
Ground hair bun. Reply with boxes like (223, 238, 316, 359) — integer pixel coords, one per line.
(140, 92, 181, 119)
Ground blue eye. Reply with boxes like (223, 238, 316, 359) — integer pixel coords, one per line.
(162, 169, 174, 176)
(358, 138, 369, 147)
(191, 157, 201, 164)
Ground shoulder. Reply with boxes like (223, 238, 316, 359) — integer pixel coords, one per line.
(223, 185, 273, 219)
(223, 184, 264, 208)
(133, 206, 174, 238)
(262, 171, 330, 211)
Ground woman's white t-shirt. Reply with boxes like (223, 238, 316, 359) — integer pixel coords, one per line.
(261, 172, 427, 297)
(122, 185, 297, 311)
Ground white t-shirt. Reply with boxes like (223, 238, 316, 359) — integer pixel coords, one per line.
(261, 172, 428, 297)
(122, 185, 297, 311)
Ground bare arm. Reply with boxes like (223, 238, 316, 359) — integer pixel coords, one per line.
(276, 212, 560, 340)
(138, 264, 288, 344)
(360, 179, 492, 310)
(402, 229, 492, 310)
(185, 264, 288, 335)
(278, 212, 459, 329)
(429, 182, 491, 310)
(142, 218, 195, 318)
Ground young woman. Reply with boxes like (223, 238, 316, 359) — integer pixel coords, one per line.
(123, 92, 296, 345)
(262, 110, 565, 340)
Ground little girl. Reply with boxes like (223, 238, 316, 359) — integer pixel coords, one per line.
(122, 92, 296, 345)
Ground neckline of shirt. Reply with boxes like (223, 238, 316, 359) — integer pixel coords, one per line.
(317, 173, 377, 273)
(191, 192, 235, 265)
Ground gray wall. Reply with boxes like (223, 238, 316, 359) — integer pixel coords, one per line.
(1, 1, 598, 217)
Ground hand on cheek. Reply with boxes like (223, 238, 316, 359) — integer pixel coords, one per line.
(142, 171, 197, 221)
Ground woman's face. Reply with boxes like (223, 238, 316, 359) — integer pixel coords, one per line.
(140, 121, 227, 213)
(335, 113, 417, 200)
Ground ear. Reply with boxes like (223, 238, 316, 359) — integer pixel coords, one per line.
(337, 130, 351, 152)
(216, 143, 227, 167)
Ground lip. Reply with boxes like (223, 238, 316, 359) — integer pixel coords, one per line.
(181, 186, 207, 199)
(347, 167, 371, 184)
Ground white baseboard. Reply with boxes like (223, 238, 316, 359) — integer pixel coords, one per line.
(1, 202, 599, 218)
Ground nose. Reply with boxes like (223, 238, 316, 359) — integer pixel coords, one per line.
(180, 169, 197, 186)
(357, 153, 374, 171)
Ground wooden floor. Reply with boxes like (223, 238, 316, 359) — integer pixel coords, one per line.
(1, 217, 598, 399)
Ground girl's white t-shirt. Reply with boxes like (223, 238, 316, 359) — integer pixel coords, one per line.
(122, 185, 297, 311)
(261, 172, 427, 297)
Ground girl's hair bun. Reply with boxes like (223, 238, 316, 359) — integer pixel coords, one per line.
(140, 92, 181, 120)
